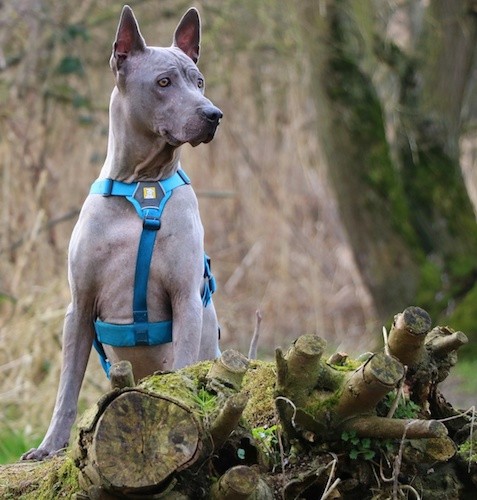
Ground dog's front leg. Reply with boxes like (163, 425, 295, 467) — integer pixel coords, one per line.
(22, 302, 94, 460)
(171, 292, 203, 370)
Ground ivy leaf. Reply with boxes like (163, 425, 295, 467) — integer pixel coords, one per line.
(341, 431, 350, 442)
(361, 438, 371, 448)
(350, 436, 360, 445)
(363, 449, 375, 460)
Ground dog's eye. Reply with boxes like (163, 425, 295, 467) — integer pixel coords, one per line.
(197, 78, 204, 89)
(157, 77, 171, 88)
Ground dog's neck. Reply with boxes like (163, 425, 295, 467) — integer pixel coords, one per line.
(100, 88, 181, 183)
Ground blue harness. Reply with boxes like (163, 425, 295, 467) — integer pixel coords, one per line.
(89, 169, 216, 376)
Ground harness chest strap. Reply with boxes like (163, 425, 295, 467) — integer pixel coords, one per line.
(89, 169, 216, 376)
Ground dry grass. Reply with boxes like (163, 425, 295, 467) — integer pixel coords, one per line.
(0, 0, 378, 441)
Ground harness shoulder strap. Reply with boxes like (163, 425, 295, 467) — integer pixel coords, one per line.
(90, 169, 190, 219)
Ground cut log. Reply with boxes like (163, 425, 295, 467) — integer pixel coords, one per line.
(427, 327, 468, 356)
(387, 306, 431, 366)
(210, 392, 249, 449)
(109, 360, 135, 390)
(207, 349, 250, 392)
(334, 352, 404, 419)
(76, 389, 203, 495)
(276, 334, 327, 404)
(340, 416, 447, 439)
(210, 465, 273, 499)
(404, 436, 457, 463)
(275, 335, 333, 442)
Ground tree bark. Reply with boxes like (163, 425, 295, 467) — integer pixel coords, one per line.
(209, 392, 249, 449)
(298, 0, 477, 336)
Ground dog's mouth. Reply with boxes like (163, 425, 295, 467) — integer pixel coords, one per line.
(160, 128, 218, 148)
(189, 131, 217, 147)
(160, 130, 183, 147)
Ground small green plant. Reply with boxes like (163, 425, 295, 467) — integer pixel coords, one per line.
(193, 388, 217, 421)
(341, 430, 396, 460)
(252, 424, 280, 465)
(458, 438, 477, 463)
(341, 430, 375, 460)
(383, 393, 421, 419)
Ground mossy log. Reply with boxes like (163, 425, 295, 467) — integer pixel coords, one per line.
(74, 389, 206, 495)
(1, 307, 475, 499)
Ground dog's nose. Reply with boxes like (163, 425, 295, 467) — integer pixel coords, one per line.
(201, 106, 223, 124)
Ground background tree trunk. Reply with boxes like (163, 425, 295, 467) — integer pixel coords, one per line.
(299, 0, 477, 350)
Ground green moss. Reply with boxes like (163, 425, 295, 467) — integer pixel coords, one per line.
(326, 13, 418, 249)
(0, 455, 81, 499)
(305, 388, 343, 420)
(139, 361, 213, 409)
(403, 141, 477, 323)
(242, 360, 276, 428)
(33, 456, 80, 499)
(327, 358, 362, 372)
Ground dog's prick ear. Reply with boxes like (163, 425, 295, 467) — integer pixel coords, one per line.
(172, 8, 200, 63)
(112, 5, 146, 71)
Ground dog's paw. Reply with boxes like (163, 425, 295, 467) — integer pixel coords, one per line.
(21, 447, 48, 461)
(21, 446, 65, 461)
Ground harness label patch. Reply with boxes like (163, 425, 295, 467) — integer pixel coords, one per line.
(143, 186, 157, 199)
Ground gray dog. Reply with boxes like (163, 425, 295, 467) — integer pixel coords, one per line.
(23, 5, 222, 460)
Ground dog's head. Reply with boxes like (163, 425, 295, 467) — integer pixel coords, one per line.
(110, 5, 222, 148)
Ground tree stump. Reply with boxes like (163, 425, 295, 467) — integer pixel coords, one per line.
(1, 306, 475, 499)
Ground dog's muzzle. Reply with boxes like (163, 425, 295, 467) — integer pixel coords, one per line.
(200, 105, 223, 125)
(160, 105, 223, 147)
(197, 105, 222, 144)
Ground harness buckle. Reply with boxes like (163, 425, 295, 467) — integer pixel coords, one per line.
(133, 310, 149, 345)
(143, 210, 161, 231)
(135, 327, 149, 346)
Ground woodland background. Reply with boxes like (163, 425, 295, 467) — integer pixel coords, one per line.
(1, 0, 477, 461)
